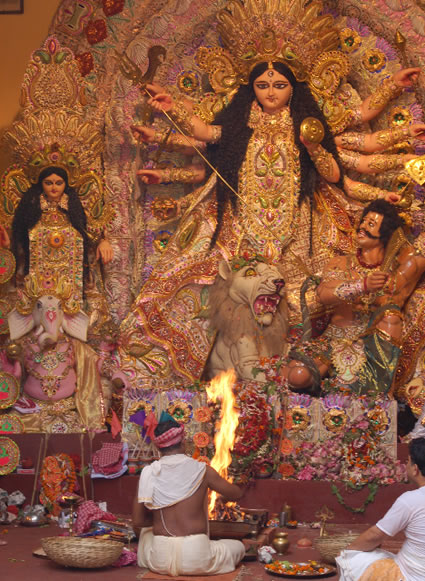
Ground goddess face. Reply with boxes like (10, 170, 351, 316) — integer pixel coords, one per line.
(42, 173, 66, 203)
(253, 68, 292, 114)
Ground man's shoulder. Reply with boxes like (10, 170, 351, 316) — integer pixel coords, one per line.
(395, 486, 425, 507)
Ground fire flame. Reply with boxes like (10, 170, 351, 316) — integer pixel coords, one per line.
(206, 369, 239, 516)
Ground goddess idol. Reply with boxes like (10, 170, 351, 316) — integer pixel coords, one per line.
(120, 0, 423, 389)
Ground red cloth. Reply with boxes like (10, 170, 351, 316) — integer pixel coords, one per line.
(112, 548, 137, 567)
(74, 500, 116, 534)
(110, 410, 122, 439)
(153, 425, 184, 448)
(144, 411, 158, 440)
(92, 442, 123, 474)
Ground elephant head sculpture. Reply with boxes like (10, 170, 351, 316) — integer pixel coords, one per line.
(8, 274, 89, 347)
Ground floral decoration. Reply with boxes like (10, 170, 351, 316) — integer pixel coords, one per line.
(279, 413, 406, 512)
(102, 0, 125, 17)
(85, 19, 108, 45)
(280, 438, 293, 455)
(168, 400, 192, 423)
(196, 455, 210, 465)
(362, 49, 386, 73)
(231, 381, 283, 478)
(39, 453, 76, 515)
(339, 28, 362, 53)
(75, 52, 94, 77)
(389, 105, 413, 128)
(194, 406, 212, 423)
(288, 405, 310, 432)
(193, 431, 210, 448)
(127, 400, 153, 417)
(323, 408, 348, 433)
(278, 462, 295, 477)
(177, 71, 200, 94)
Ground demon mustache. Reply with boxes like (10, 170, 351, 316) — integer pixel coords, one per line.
(356, 227, 381, 240)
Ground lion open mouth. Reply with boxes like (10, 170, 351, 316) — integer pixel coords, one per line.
(253, 293, 281, 315)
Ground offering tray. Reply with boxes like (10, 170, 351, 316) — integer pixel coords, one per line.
(265, 560, 336, 578)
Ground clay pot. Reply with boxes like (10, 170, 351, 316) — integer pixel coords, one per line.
(272, 531, 290, 555)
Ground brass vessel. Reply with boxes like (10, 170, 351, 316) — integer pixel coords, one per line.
(272, 531, 290, 555)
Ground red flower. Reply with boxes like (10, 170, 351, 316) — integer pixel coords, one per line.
(279, 462, 295, 477)
(86, 19, 107, 45)
(75, 52, 94, 77)
(102, 0, 125, 16)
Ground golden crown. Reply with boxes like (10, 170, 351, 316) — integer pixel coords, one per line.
(16, 272, 80, 316)
(217, 0, 340, 82)
(0, 37, 112, 238)
(194, 0, 350, 130)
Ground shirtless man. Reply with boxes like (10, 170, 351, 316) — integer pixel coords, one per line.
(284, 199, 425, 395)
(132, 416, 245, 576)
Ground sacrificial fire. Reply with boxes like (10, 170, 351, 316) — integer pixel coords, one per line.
(206, 369, 239, 517)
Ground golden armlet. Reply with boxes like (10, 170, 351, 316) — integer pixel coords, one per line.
(161, 167, 196, 183)
(367, 154, 405, 171)
(334, 280, 364, 303)
(170, 98, 194, 136)
(413, 234, 425, 258)
(340, 132, 366, 151)
(309, 145, 335, 181)
(346, 180, 385, 202)
(339, 149, 361, 170)
(368, 77, 403, 111)
(376, 126, 409, 148)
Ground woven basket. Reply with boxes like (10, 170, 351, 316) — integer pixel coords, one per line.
(314, 533, 359, 564)
(41, 536, 123, 568)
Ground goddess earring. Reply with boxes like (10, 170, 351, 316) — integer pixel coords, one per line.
(288, 88, 293, 107)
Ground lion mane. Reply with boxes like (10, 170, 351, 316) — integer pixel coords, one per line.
(208, 268, 289, 357)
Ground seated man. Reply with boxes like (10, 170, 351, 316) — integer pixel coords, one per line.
(132, 416, 245, 576)
(336, 436, 425, 581)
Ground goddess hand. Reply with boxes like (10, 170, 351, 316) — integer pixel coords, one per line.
(96, 239, 114, 264)
(393, 67, 420, 88)
(408, 123, 425, 140)
(299, 135, 317, 151)
(0, 224, 10, 249)
(144, 82, 165, 97)
(365, 271, 388, 292)
(131, 125, 156, 143)
(137, 169, 162, 184)
(147, 88, 174, 113)
(383, 191, 401, 204)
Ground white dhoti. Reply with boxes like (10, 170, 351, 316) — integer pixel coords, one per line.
(336, 549, 405, 581)
(138, 527, 245, 576)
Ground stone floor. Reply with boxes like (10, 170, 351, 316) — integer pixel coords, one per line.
(0, 518, 404, 581)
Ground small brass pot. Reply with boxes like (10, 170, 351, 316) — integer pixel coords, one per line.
(272, 531, 290, 555)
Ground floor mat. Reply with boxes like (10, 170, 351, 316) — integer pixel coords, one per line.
(137, 564, 244, 580)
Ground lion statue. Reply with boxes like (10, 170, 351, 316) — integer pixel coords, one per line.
(206, 256, 289, 381)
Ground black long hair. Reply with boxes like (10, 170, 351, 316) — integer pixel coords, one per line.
(11, 166, 89, 279)
(207, 61, 343, 248)
(359, 199, 406, 247)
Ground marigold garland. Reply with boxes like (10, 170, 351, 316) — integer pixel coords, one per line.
(194, 406, 212, 423)
(40, 453, 76, 516)
(193, 431, 210, 448)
